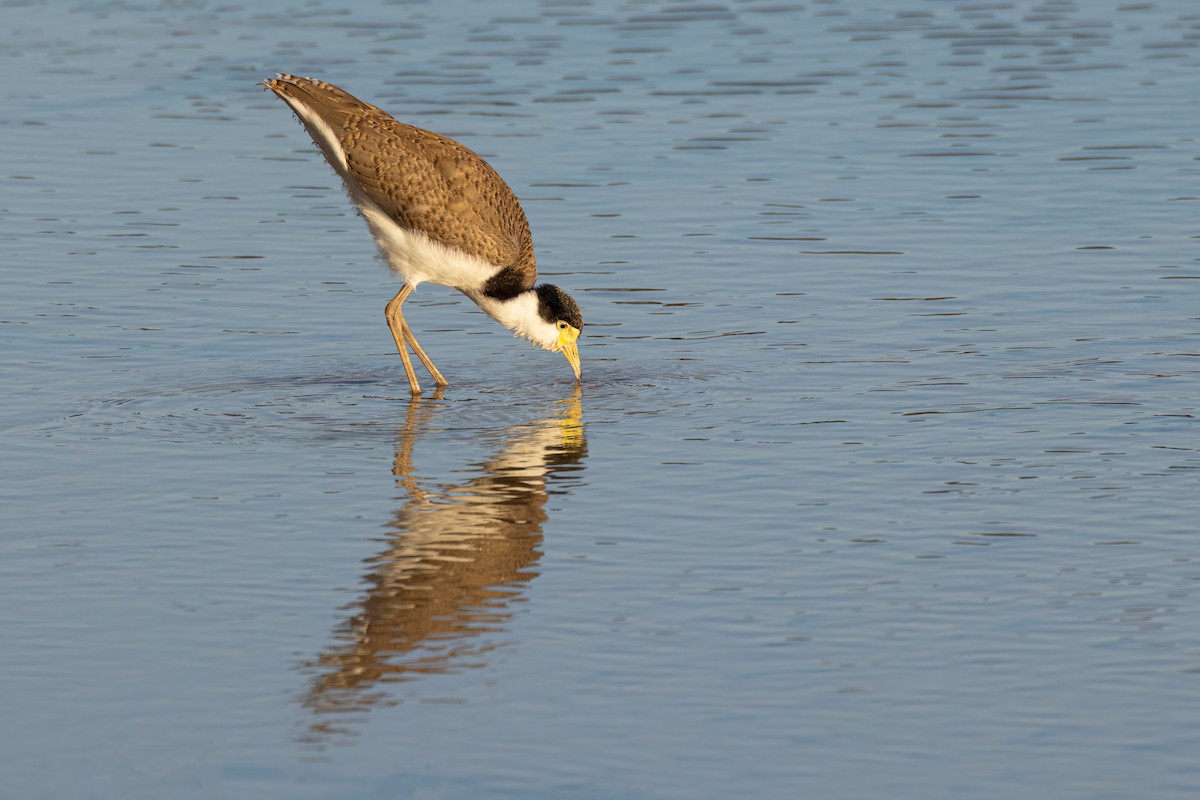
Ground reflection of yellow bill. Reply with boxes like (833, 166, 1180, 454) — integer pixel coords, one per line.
(557, 384, 584, 448)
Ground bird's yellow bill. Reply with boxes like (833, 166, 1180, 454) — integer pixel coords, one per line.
(558, 325, 582, 381)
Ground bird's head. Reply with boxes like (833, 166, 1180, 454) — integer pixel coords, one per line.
(534, 284, 583, 381)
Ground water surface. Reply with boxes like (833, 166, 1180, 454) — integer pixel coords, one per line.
(3, 1, 1199, 798)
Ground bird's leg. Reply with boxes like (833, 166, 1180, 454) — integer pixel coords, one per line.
(385, 285, 422, 395)
(403, 325, 449, 387)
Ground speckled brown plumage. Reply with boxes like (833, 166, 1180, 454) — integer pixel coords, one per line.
(264, 73, 537, 289)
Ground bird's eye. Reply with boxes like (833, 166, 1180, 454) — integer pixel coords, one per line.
(558, 321, 567, 329)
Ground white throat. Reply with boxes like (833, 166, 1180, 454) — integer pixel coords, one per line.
(471, 291, 559, 350)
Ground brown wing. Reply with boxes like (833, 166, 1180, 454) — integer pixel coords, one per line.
(265, 74, 537, 286)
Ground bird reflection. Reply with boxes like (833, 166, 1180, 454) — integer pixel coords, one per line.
(300, 388, 586, 739)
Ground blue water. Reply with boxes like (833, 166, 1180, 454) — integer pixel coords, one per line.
(3, 1, 1199, 797)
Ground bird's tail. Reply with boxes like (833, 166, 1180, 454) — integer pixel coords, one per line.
(263, 73, 377, 175)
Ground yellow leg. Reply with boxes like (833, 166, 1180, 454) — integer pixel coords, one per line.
(384, 285, 449, 393)
(403, 325, 448, 387)
(385, 286, 421, 395)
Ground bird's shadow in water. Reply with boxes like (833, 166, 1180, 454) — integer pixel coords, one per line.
(295, 386, 587, 746)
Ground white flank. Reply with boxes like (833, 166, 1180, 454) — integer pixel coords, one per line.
(357, 200, 493, 291)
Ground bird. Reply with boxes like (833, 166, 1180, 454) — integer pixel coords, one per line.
(262, 73, 582, 394)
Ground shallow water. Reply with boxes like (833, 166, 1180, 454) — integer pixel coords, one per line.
(3, 0, 1200, 797)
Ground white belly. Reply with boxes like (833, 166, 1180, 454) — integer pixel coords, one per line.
(357, 198, 495, 292)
